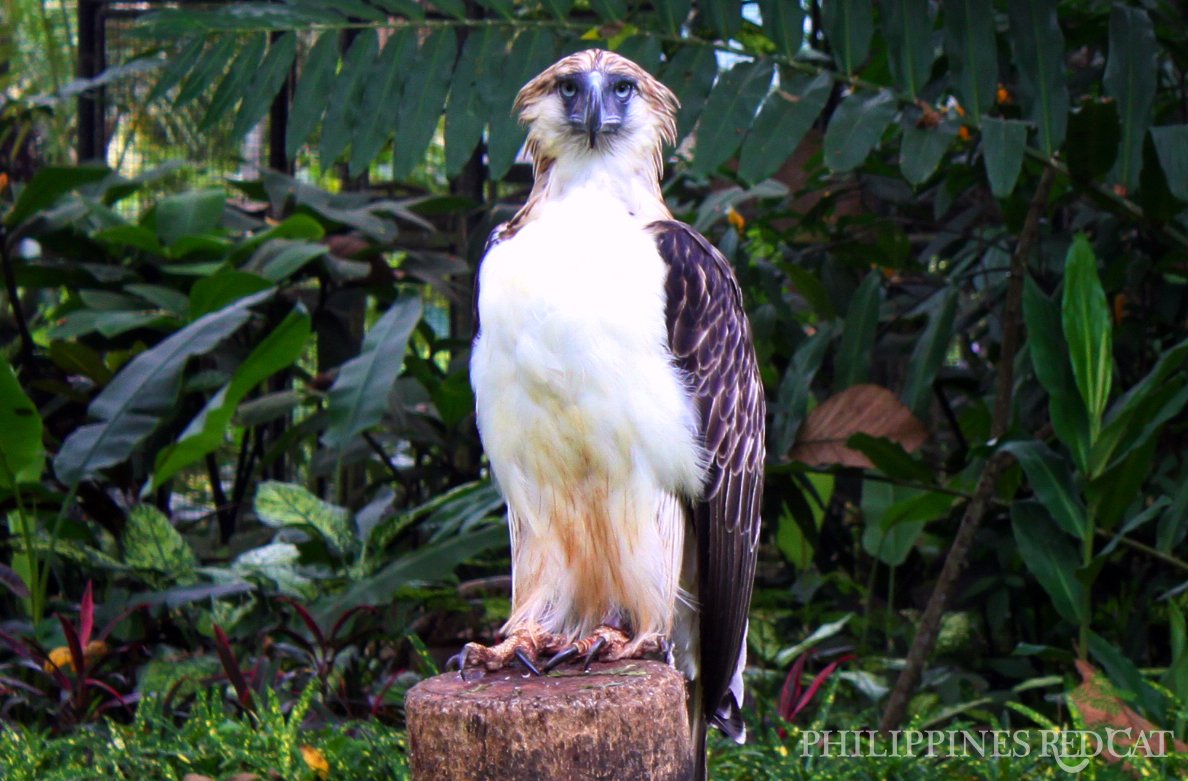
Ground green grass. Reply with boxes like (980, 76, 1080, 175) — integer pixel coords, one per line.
(5, 698, 1188, 781)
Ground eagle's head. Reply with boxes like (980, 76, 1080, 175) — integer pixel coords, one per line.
(514, 49, 679, 177)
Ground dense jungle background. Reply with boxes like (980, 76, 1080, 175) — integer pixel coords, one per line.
(3, 0, 1188, 778)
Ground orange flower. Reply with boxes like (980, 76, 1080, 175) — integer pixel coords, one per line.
(726, 206, 745, 232)
(996, 84, 1011, 104)
(0, 172, 8, 191)
(958, 126, 971, 142)
(301, 745, 330, 779)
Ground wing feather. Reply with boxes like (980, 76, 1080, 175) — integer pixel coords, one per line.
(651, 219, 765, 742)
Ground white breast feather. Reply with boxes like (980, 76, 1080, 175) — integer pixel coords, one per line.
(471, 185, 704, 651)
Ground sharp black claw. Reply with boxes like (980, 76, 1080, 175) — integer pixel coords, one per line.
(515, 648, 542, 676)
(582, 636, 607, 672)
(543, 646, 580, 672)
(447, 647, 469, 680)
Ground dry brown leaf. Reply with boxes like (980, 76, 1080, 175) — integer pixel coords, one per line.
(1069, 659, 1187, 770)
(224, 774, 261, 781)
(788, 384, 928, 468)
(181, 775, 216, 781)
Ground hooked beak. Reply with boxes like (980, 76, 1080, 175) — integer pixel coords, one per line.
(581, 81, 604, 148)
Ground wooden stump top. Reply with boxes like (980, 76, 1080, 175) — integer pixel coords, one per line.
(406, 659, 693, 781)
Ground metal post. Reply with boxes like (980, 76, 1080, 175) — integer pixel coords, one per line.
(77, 0, 107, 162)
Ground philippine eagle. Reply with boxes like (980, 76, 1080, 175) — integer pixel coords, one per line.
(459, 49, 765, 774)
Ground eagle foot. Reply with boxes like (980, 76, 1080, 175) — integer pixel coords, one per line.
(446, 627, 562, 680)
(542, 625, 665, 673)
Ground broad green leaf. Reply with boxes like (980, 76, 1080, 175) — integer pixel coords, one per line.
(248, 240, 328, 282)
(1088, 434, 1159, 531)
(255, 480, 355, 557)
(776, 473, 833, 569)
(320, 29, 380, 167)
(148, 37, 206, 103)
(1012, 501, 1087, 624)
(823, 90, 897, 172)
(1022, 277, 1090, 471)
(123, 505, 198, 580)
(902, 287, 957, 417)
(774, 614, 853, 666)
(701, 0, 740, 38)
(883, 0, 934, 98)
(613, 37, 663, 76)
(1095, 378, 1188, 482)
(325, 523, 507, 616)
(899, 120, 958, 185)
(152, 306, 310, 488)
(847, 434, 932, 483)
(1151, 125, 1188, 202)
(322, 297, 423, 450)
(1008, 0, 1068, 156)
(881, 489, 955, 531)
(1093, 337, 1188, 475)
(822, 0, 872, 75)
(234, 542, 312, 597)
(4, 165, 110, 228)
(759, 0, 805, 58)
(487, 30, 556, 180)
(1087, 631, 1166, 723)
(738, 72, 830, 185)
(1104, 5, 1156, 193)
(175, 36, 239, 107)
(0, 357, 44, 488)
(54, 290, 273, 487)
(1002, 440, 1088, 540)
(189, 271, 274, 319)
(834, 272, 881, 390)
(231, 32, 297, 141)
(861, 482, 926, 566)
(1157, 465, 1188, 554)
(691, 60, 773, 177)
(156, 189, 225, 247)
(350, 28, 417, 178)
(783, 264, 836, 321)
(285, 31, 339, 157)
(393, 29, 458, 179)
(1061, 235, 1112, 437)
(126, 284, 189, 316)
(656, 0, 693, 34)
(943, 0, 997, 124)
(199, 34, 265, 132)
(770, 324, 833, 454)
(663, 45, 719, 143)
(981, 117, 1027, 198)
(445, 28, 502, 177)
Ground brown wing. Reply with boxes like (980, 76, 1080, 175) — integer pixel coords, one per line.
(651, 220, 765, 741)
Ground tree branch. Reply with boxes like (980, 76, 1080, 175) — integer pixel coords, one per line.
(879, 165, 1056, 734)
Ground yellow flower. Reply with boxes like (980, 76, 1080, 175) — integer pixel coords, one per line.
(44, 646, 73, 673)
(301, 745, 330, 779)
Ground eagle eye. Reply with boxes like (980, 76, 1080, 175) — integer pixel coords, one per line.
(558, 79, 578, 98)
(613, 80, 635, 100)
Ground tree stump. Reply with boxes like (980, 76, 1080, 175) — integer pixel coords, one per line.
(406, 659, 693, 781)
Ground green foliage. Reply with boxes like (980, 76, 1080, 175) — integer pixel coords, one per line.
(5, 1, 1188, 772)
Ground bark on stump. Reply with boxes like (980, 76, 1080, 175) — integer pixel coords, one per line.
(406, 659, 693, 781)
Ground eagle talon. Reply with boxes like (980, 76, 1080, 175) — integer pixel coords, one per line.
(543, 646, 580, 672)
(515, 648, 542, 676)
(582, 636, 607, 672)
